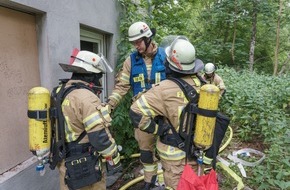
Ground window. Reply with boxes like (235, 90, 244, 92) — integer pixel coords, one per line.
(80, 27, 108, 102)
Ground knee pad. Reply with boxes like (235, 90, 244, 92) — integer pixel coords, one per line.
(140, 150, 154, 164)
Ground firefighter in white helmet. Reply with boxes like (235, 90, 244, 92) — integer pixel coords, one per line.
(202, 62, 226, 97)
(55, 49, 121, 190)
(129, 36, 204, 189)
(106, 21, 167, 189)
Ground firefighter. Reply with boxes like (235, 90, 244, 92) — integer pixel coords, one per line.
(57, 50, 121, 190)
(129, 37, 204, 190)
(202, 62, 226, 97)
(106, 21, 167, 189)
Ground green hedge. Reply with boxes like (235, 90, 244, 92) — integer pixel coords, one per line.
(218, 67, 290, 189)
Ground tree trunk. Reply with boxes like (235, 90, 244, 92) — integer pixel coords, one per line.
(249, 0, 258, 72)
(278, 52, 290, 76)
(273, 0, 282, 76)
(231, 0, 237, 65)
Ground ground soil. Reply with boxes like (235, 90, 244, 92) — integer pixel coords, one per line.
(108, 130, 267, 190)
(107, 160, 145, 190)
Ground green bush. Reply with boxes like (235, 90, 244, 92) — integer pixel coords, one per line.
(110, 93, 139, 158)
(218, 67, 290, 189)
(114, 0, 290, 188)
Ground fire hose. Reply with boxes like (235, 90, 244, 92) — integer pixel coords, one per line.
(118, 126, 235, 190)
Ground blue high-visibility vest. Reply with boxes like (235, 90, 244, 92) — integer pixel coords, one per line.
(130, 47, 166, 96)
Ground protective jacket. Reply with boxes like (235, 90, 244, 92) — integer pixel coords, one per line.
(107, 42, 166, 109)
(61, 80, 115, 150)
(202, 73, 226, 96)
(107, 42, 167, 185)
(130, 75, 201, 161)
(58, 79, 118, 190)
(130, 75, 201, 189)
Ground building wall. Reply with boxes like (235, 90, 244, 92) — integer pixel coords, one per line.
(0, 0, 120, 174)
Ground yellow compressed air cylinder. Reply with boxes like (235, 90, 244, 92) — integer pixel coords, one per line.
(28, 87, 51, 158)
(194, 84, 219, 150)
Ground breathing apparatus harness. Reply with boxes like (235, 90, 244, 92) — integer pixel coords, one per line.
(49, 79, 96, 169)
(49, 79, 105, 189)
(161, 77, 216, 156)
(159, 77, 229, 169)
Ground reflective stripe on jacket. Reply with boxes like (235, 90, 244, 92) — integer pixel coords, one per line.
(61, 80, 115, 158)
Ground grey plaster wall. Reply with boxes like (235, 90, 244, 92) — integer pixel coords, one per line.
(0, 0, 120, 175)
(11, 0, 120, 91)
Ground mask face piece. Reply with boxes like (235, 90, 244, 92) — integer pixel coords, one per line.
(90, 74, 103, 96)
(92, 74, 102, 86)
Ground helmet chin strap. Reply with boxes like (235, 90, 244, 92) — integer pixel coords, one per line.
(144, 37, 152, 53)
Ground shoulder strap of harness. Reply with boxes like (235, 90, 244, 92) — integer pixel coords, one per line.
(168, 77, 205, 160)
(49, 82, 67, 169)
(167, 77, 200, 161)
(168, 77, 217, 117)
(168, 77, 221, 165)
(167, 119, 185, 150)
(49, 80, 94, 169)
(168, 77, 199, 103)
(59, 81, 95, 149)
(161, 77, 198, 161)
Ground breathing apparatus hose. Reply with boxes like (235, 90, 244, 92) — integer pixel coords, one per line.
(119, 126, 234, 190)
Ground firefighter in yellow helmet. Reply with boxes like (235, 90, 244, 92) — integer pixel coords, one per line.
(129, 36, 204, 189)
(202, 62, 226, 97)
(106, 21, 167, 189)
(56, 50, 121, 190)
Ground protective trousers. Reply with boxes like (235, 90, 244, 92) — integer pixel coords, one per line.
(134, 128, 158, 183)
(58, 161, 106, 190)
(160, 158, 197, 190)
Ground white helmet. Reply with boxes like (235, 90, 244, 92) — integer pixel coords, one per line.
(165, 36, 204, 74)
(204, 63, 216, 74)
(59, 50, 113, 74)
(128, 21, 153, 42)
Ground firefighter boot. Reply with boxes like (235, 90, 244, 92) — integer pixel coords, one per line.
(141, 175, 157, 190)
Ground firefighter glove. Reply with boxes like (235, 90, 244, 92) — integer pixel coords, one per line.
(101, 102, 113, 114)
(106, 99, 116, 112)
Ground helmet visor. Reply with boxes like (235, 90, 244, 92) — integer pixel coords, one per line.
(70, 53, 113, 73)
(98, 53, 113, 73)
